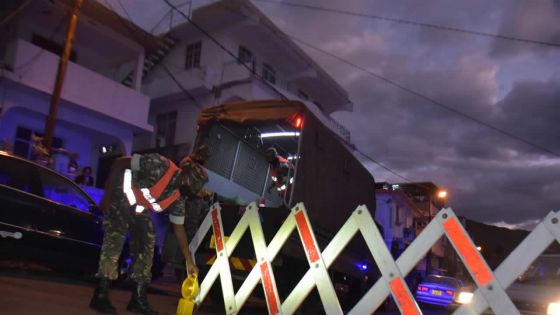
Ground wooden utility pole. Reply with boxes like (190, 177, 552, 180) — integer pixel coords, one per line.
(43, 0, 83, 151)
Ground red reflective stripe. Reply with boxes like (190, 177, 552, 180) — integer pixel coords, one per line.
(278, 156, 289, 164)
(132, 187, 151, 208)
(443, 218, 493, 286)
(211, 209, 224, 252)
(260, 262, 279, 315)
(389, 277, 421, 315)
(295, 211, 320, 263)
(149, 161, 179, 199)
(157, 190, 181, 210)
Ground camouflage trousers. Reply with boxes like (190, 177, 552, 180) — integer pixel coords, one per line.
(96, 190, 155, 283)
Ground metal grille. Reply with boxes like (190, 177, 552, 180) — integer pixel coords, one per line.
(203, 125, 237, 179)
(231, 142, 269, 194)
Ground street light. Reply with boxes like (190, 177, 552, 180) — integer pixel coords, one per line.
(437, 190, 448, 199)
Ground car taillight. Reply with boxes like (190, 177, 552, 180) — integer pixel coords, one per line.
(446, 290, 455, 295)
(418, 286, 429, 291)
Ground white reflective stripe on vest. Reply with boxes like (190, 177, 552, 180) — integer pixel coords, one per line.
(122, 169, 164, 213)
(123, 169, 136, 205)
(140, 188, 163, 212)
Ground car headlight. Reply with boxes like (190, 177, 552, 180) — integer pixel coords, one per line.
(456, 291, 474, 304)
(548, 302, 560, 315)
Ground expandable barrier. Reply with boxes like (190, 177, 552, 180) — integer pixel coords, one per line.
(181, 202, 560, 315)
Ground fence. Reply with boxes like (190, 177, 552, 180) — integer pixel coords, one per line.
(182, 202, 560, 315)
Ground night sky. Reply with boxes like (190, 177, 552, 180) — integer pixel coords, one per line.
(106, 0, 560, 230)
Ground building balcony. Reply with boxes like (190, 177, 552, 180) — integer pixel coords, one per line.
(3, 39, 151, 131)
(143, 66, 213, 100)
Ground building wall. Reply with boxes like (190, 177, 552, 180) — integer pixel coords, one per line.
(0, 84, 135, 182)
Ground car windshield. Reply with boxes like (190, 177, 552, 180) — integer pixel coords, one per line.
(425, 275, 461, 288)
(518, 256, 560, 286)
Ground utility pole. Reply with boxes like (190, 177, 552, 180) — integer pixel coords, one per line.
(43, 0, 83, 151)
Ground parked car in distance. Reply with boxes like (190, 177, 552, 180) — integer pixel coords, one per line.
(0, 151, 104, 274)
(506, 255, 560, 315)
(415, 274, 474, 307)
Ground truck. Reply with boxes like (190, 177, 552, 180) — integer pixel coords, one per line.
(163, 99, 378, 311)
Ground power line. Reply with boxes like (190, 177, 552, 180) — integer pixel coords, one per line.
(116, 0, 430, 184)
(157, 0, 431, 184)
(160, 0, 289, 101)
(289, 34, 560, 158)
(0, 0, 32, 27)
(253, 0, 560, 49)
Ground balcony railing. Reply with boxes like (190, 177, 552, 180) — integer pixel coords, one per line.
(4, 39, 151, 131)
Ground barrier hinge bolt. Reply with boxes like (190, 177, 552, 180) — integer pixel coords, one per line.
(442, 213, 448, 219)
(552, 217, 558, 224)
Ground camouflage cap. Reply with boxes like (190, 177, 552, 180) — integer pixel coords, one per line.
(180, 144, 210, 168)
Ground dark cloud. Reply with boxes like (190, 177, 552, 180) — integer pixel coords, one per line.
(490, 1, 560, 58)
(109, 0, 560, 229)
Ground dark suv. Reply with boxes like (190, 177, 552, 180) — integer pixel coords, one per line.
(0, 151, 103, 274)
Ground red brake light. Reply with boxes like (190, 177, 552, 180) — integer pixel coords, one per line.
(446, 290, 454, 295)
(288, 113, 304, 129)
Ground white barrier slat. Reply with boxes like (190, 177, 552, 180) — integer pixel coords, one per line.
(282, 213, 359, 315)
(354, 205, 422, 315)
(190, 202, 558, 315)
(454, 211, 560, 315)
(349, 212, 445, 315)
(188, 204, 214, 255)
(247, 203, 282, 315)
(293, 204, 342, 314)
(437, 208, 519, 315)
(234, 214, 297, 312)
(209, 204, 237, 314)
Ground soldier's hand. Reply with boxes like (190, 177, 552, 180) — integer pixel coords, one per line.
(186, 258, 199, 277)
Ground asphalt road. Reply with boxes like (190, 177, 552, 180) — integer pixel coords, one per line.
(0, 265, 450, 315)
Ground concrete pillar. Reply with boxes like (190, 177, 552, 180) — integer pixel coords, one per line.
(133, 51, 145, 91)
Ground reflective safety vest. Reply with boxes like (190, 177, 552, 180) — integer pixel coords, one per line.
(271, 156, 293, 193)
(122, 161, 181, 214)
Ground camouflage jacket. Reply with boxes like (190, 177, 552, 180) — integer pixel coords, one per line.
(130, 153, 185, 225)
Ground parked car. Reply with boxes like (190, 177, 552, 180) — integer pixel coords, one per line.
(506, 255, 560, 315)
(0, 151, 163, 279)
(415, 274, 474, 307)
(0, 151, 104, 274)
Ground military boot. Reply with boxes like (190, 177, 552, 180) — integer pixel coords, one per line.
(126, 282, 159, 315)
(89, 277, 117, 314)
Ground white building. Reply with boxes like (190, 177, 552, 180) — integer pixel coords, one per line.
(0, 0, 158, 186)
(376, 182, 451, 278)
(133, 0, 352, 158)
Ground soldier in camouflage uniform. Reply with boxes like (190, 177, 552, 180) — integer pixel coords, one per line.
(163, 150, 212, 280)
(90, 146, 210, 315)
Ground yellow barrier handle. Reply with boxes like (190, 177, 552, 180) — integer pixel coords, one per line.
(177, 274, 199, 315)
(181, 274, 199, 300)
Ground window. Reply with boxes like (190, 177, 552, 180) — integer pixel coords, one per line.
(0, 155, 35, 194)
(155, 111, 177, 148)
(13, 127, 63, 159)
(185, 41, 201, 69)
(37, 167, 91, 211)
(238, 46, 254, 71)
(262, 63, 276, 84)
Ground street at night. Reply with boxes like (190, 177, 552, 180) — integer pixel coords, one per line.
(1, 0, 559, 314)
